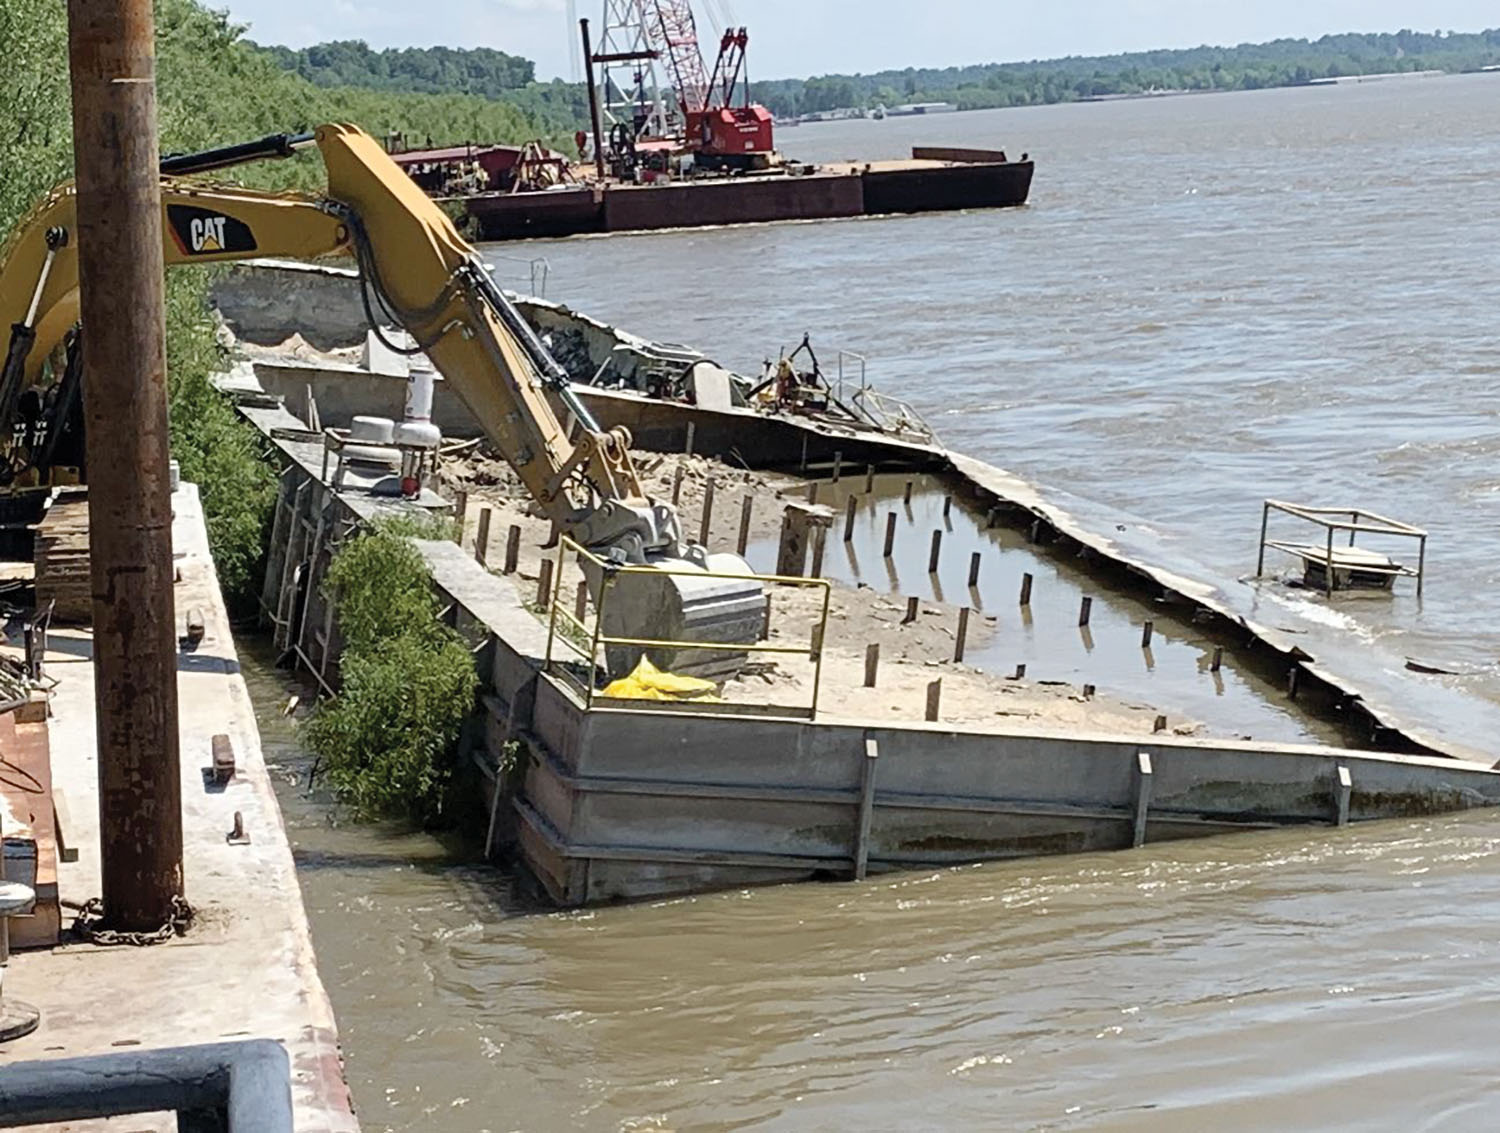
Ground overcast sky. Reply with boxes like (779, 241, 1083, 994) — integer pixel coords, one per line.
(222, 0, 1499, 82)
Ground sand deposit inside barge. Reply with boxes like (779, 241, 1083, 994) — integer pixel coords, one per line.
(444, 448, 1202, 739)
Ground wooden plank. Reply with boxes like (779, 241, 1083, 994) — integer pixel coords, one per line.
(51, 786, 78, 864)
(1267, 541, 1407, 572)
(33, 495, 94, 625)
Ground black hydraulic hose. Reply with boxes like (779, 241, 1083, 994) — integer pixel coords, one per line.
(159, 132, 314, 177)
(0, 324, 36, 475)
(468, 259, 602, 433)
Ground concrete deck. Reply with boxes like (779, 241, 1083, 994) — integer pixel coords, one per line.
(0, 484, 357, 1131)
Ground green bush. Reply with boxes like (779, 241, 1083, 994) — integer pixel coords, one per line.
(163, 269, 281, 616)
(304, 526, 478, 823)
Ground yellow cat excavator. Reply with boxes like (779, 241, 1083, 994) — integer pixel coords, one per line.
(0, 123, 762, 671)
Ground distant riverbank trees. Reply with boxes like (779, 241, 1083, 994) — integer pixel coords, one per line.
(245, 27, 1500, 135)
(752, 29, 1500, 117)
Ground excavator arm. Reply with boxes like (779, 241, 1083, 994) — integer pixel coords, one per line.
(0, 124, 679, 561)
(0, 123, 762, 676)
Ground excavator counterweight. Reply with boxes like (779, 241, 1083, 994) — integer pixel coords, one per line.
(0, 122, 764, 680)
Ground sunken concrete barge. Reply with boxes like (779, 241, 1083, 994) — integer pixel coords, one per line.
(456, 149, 1034, 241)
(219, 262, 1500, 907)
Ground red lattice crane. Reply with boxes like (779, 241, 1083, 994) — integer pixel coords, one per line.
(646, 0, 711, 123)
(638, 0, 775, 166)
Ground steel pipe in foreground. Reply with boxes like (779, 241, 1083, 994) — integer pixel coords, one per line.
(0, 1040, 292, 1130)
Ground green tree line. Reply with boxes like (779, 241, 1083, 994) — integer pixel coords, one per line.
(247, 37, 590, 140)
(245, 27, 1500, 126)
(257, 39, 535, 97)
(754, 29, 1500, 116)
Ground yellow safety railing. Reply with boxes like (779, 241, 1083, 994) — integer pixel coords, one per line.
(543, 536, 833, 718)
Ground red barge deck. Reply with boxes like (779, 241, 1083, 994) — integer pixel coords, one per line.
(452, 148, 1034, 241)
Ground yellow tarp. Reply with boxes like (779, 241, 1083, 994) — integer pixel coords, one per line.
(601, 657, 720, 702)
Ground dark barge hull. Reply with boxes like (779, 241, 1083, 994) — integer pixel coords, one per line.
(456, 153, 1034, 242)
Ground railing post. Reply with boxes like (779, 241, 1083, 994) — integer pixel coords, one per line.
(852, 738, 879, 881)
(810, 583, 831, 719)
(1133, 751, 1154, 848)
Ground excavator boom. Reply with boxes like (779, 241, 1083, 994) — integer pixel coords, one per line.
(0, 122, 763, 675)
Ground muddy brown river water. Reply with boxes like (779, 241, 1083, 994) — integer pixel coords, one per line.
(255, 75, 1500, 1130)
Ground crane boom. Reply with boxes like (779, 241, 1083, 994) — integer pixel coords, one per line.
(644, 0, 710, 118)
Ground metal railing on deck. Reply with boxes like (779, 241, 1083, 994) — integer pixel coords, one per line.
(850, 386, 938, 445)
(544, 537, 832, 718)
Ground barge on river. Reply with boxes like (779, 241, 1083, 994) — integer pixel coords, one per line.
(441, 147, 1034, 242)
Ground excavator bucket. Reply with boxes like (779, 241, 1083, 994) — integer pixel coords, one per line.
(588, 553, 767, 683)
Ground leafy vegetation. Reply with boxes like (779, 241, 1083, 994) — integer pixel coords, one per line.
(1, 0, 551, 615)
(753, 29, 1500, 116)
(247, 37, 588, 142)
(303, 526, 478, 822)
(257, 40, 535, 99)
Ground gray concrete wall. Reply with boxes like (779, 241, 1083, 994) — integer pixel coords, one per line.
(516, 678, 1500, 905)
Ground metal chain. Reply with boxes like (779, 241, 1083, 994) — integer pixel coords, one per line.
(70, 894, 194, 947)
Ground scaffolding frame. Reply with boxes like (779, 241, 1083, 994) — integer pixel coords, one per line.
(1256, 499, 1428, 598)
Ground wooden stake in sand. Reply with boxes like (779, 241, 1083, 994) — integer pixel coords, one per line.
(968, 552, 982, 588)
(699, 478, 716, 545)
(537, 558, 554, 607)
(844, 495, 858, 542)
(903, 480, 914, 505)
(684, 422, 696, 457)
(1078, 596, 1093, 627)
(672, 464, 684, 506)
(832, 451, 843, 483)
(925, 679, 942, 722)
(883, 512, 898, 558)
(928, 530, 942, 574)
(503, 524, 521, 575)
(737, 494, 754, 556)
(475, 507, 492, 566)
(454, 489, 468, 540)
(954, 607, 971, 663)
(1019, 572, 1033, 606)
(865, 465, 875, 493)
(864, 643, 880, 687)
(1141, 620, 1154, 649)
(902, 596, 919, 625)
